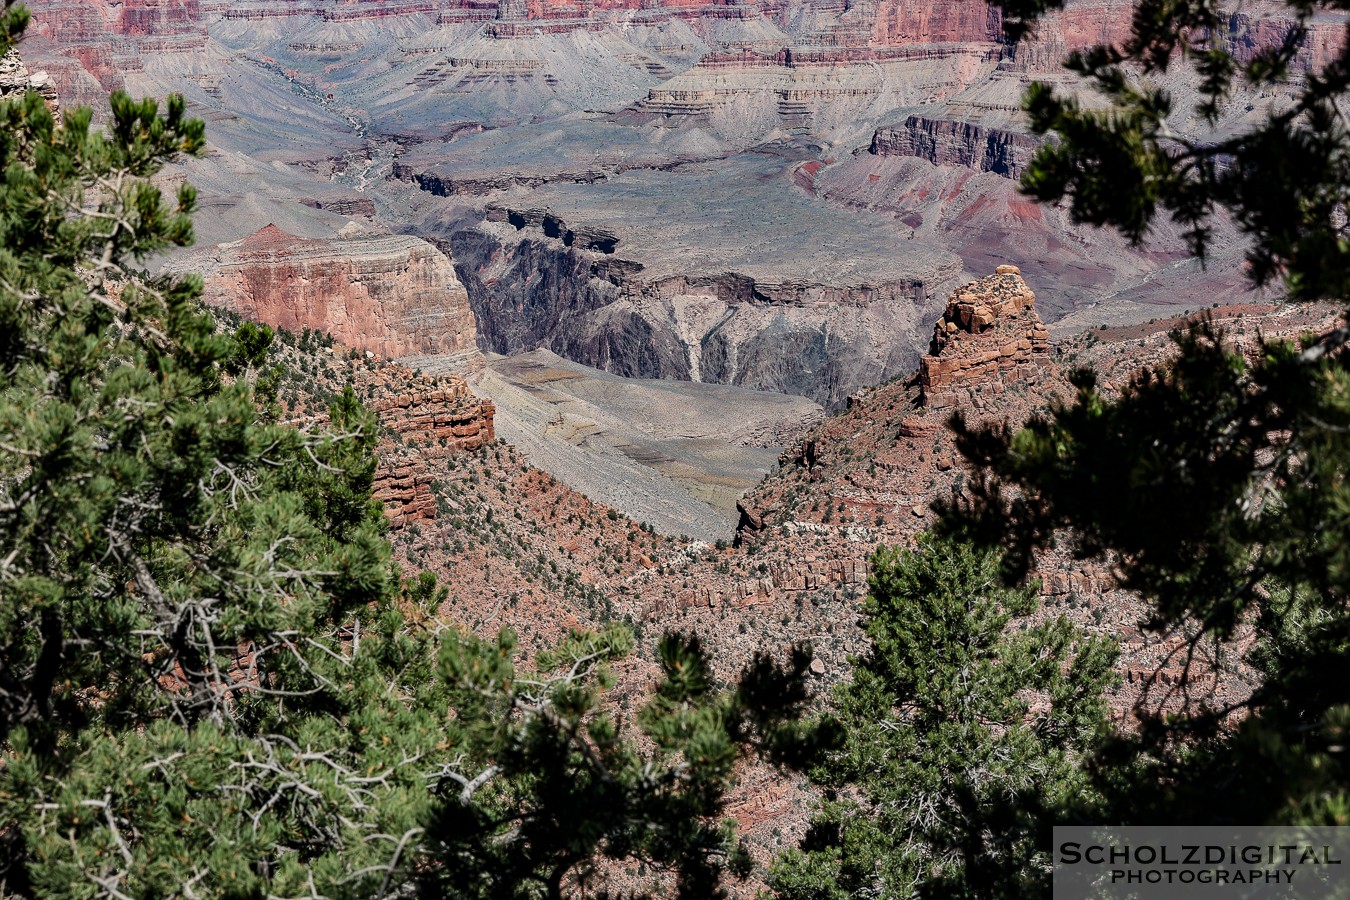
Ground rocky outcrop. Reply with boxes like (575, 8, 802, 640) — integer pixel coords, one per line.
(0, 50, 61, 116)
(369, 380, 497, 450)
(918, 264, 1050, 408)
(640, 550, 869, 618)
(369, 375, 497, 526)
(871, 115, 1040, 180)
(194, 225, 482, 371)
(306, 364, 496, 527)
(277, 348, 497, 529)
(484, 205, 619, 252)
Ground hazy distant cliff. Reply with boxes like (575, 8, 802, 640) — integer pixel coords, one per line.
(446, 210, 958, 410)
(871, 115, 1040, 180)
(187, 226, 482, 370)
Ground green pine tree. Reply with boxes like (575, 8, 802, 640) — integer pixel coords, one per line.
(942, 0, 1350, 833)
(423, 629, 830, 899)
(770, 535, 1116, 900)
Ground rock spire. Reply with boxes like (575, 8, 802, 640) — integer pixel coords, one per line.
(918, 264, 1050, 409)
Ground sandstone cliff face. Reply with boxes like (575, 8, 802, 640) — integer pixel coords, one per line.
(861, 0, 1002, 46)
(366, 370, 496, 526)
(25, 0, 206, 40)
(114, 0, 205, 38)
(196, 225, 482, 370)
(21, 0, 206, 105)
(280, 351, 496, 529)
(918, 264, 1050, 408)
(871, 115, 1039, 179)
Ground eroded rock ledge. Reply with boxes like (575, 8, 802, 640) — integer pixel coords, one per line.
(0, 50, 61, 115)
(369, 373, 497, 527)
(918, 264, 1050, 409)
(299, 364, 497, 528)
(870, 115, 1039, 180)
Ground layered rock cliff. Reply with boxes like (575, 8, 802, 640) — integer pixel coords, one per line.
(24, 0, 206, 42)
(365, 369, 496, 526)
(193, 225, 482, 371)
(19, 0, 206, 107)
(447, 215, 950, 410)
(918, 263, 1050, 408)
(281, 352, 497, 529)
(862, 0, 1002, 45)
(871, 115, 1040, 180)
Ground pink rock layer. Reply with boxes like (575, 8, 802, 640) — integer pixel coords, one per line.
(200, 225, 481, 366)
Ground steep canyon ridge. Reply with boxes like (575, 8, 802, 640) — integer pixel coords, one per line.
(20, 0, 1328, 395)
(16, 0, 1340, 532)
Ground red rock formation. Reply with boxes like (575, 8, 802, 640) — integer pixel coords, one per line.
(25, 0, 206, 41)
(20, 0, 204, 104)
(918, 264, 1050, 408)
(865, 0, 1002, 45)
(369, 371, 496, 526)
(197, 225, 482, 368)
(294, 361, 496, 528)
(115, 0, 204, 36)
(369, 379, 496, 450)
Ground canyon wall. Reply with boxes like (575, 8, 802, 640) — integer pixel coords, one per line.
(295, 362, 497, 528)
(193, 225, 482, 370)
(18, 0, 1331, 424)
(20, 0, 206, 105)
(863, 0, 1002, 45)
(871, 115, 1040, 179)
(448, 216, 947, 409)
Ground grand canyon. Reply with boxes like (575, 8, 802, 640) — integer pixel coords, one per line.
(4, 0, 1347, 886)
(12, 0, 1342, 725)
(15, 0, 1335, 532)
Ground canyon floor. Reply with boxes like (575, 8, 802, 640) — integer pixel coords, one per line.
(404, 347, 823, 540)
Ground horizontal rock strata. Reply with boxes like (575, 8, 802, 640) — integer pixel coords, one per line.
(195, 225, 482, 370)
(371, 379, 497, 526)
(918, 264, 1050, 408)
(870, 115, 1040, 180)
(298, 364, 497, 528)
